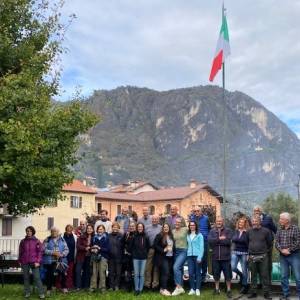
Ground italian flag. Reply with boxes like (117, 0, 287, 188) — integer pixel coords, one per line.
(209, 11, 230, 82)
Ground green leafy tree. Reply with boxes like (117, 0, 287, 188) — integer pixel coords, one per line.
(0, 0, 98, 214)
(262, 192, 298, 224)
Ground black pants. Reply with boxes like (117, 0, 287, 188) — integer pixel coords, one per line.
(44, 263, 66, 291)
(108, 259, 122, 289)
(122, 255, 133, 290)
(160, 257, 173, 289)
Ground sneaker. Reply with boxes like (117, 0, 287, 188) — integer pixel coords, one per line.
(188, 289, 195, 295)
(62, 288, 68, 294)
(263, 293, 272, 300)
(248, 293, 257, 299)
(24, 294, 30, 298)
(160, 289, 171, 296)
(226, 290, 232, 298)
(172, 287, 185, 296)
(213, 289, 221, 295)
(195, 289, 200, 296)
(46, 290, 51, 296)
(39, 295, 45, 299)
(115, 286, 119, 291)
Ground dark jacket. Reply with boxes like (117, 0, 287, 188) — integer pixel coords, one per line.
(247, 227, 272, 255)
(232, 230, 249, 253)
(129, 232, 150, 260)
(261, 213, 277, 235)
(108, 232, 124, 263)
(18, 236, 43, 265)
(76, 233, 93, 263)
(91, 233, 110, 260)
(153, 233, 175, 266)
(63, 233, 76, 262)
(208, 227, 232, 260)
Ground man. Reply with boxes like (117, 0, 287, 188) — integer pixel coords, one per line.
(247, 215, 272, 299)
(190, 206, 211, 284)
(94, 209, 112, 233)
(253, 205, 277, 284)
(75, 220, 86, 237)
(144, 215, 162, 289)
(115, 207, 130, 233)
(138, 207, 152, 227)
(165, 205, 186, 230)
(208, 216, 233, 298)
(275, 212, 300, 300)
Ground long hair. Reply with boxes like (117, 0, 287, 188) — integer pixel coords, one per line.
(188, 221, 198, 234)
(136, 222, 145, 233)
(161, 223, 174, 243)
(235, 217, 250, 230)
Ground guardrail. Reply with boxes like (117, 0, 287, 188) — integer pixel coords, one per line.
(0, 239, 21, 258)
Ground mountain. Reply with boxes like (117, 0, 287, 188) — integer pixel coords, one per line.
(75, 85, 300, 206)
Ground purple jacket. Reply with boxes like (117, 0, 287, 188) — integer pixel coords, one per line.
(18, 236, 43, 265)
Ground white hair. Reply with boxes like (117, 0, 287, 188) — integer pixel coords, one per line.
(50, 226, 60, 233)
(280, 212, 291, 222)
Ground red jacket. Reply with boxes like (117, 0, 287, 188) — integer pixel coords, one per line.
(76, 234, 92, 263)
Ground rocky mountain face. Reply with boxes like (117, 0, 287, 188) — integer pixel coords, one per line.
(76, 85, 300, 206)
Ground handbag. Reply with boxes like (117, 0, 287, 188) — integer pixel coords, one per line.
(249, 254, 265, 263)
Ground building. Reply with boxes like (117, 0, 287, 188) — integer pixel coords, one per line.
(96, 180, 222, 221)
(31, 180, 97, 239)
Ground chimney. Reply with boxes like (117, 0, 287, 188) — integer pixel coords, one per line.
(189, 179, 197, 188)
(83, 180, 87, 186)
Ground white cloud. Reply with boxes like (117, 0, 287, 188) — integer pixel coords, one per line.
(59, 0, 300, 133)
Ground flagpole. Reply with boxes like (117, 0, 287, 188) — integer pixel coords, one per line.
(222, 4, 227, 222)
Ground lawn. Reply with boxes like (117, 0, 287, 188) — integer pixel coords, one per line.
(0, 285, 229, 300)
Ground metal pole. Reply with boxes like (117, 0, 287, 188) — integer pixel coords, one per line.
(297, 174, 300, 227)
(222, 62, 227, 222)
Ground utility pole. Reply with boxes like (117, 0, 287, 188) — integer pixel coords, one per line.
(297, 174, 300, 227)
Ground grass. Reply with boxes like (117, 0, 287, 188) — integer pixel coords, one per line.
(0, 285, 230, 300)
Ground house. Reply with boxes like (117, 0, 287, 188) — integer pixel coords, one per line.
(96, 180, 222, 221)
(31, 180, 97, 239)
(109, 180, 158, 194)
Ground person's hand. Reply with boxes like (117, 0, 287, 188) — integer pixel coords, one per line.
(219, 236, 226, 240)
(197, 260, 201, 264)
(164, 247, 168, 252)
(281, 249, 290, 256)
(85, 246, 90, 251)
(53, 251, 60, 257)
(34, 263, 40, 268)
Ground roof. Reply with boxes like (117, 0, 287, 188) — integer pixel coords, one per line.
(96, 184, 223, 202)
(63, 180, 97, 194)
(109, 181, 158, 193)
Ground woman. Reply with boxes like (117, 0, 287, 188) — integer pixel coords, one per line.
(90, 224, 110, 293)
(172, 217, 188, 296)
(187, 221, 204, 296)
(108, 222, 124, 290)
(18, 226, 45, 299)
(130, 223, 150, 295)
(123, 222, 136, 291)
(231, 217, 250, 294)
(153, 223, 175, 296)
(42, 227, 69, 295)
(60, 225, 77, 292)
(75, 224, 94, 290)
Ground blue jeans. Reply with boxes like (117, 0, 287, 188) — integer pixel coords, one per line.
(280, 252, 300, 297)
(201, 240, 208, 282)
(133, 259, 146, 292)
(188, 256, 201, 291)
(231, 252, 248, 286)
(173, 248, 187, 286)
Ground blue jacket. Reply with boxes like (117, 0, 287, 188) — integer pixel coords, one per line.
(91, 233, 110, 260)
(187, 233, 204, 261)
(42, 236, 69, 265)
(190, 214, 211, 240)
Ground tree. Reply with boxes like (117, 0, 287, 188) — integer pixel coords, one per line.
(262, 192, 298, 224)
(0, 0, 98, 215)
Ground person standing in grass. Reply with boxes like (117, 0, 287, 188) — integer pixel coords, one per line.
(90, 224, 110, 293)
(75, 224, 94, 290)
(129, 223, 150, 295)
(172, 217, 188, 296)
(231, 217, 250, 294)
(18, 226, 45, 299)
(186, 221, 204, 297)
(154, 223, 175, 296)
(108, 222, 124, 291)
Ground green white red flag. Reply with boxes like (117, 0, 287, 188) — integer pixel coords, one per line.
(209, 8, 230, 82)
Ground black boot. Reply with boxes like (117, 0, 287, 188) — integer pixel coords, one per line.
(240, 285, 249, 294)
(263, 293, 272, 300)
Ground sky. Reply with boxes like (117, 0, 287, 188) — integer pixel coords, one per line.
(59, 0, 300, 137)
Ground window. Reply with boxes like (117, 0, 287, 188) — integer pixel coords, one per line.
(70, 196, 82, 208)
(97, 203, 102, 214)
(47, 217, 54, 230)
(165, 204, 171, 214)
(149, 205, 155, 215)
(128, 205, 132, 213)
(2, 218, 12, 236)
(73, 218, 79, 228)
(117, 205, 121, 215)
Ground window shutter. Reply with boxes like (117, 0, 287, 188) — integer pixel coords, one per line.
(79, 197, 82, 208)
(70, 196, 73, 208)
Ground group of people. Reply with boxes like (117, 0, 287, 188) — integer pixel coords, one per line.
(18, 205, 300, 300)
